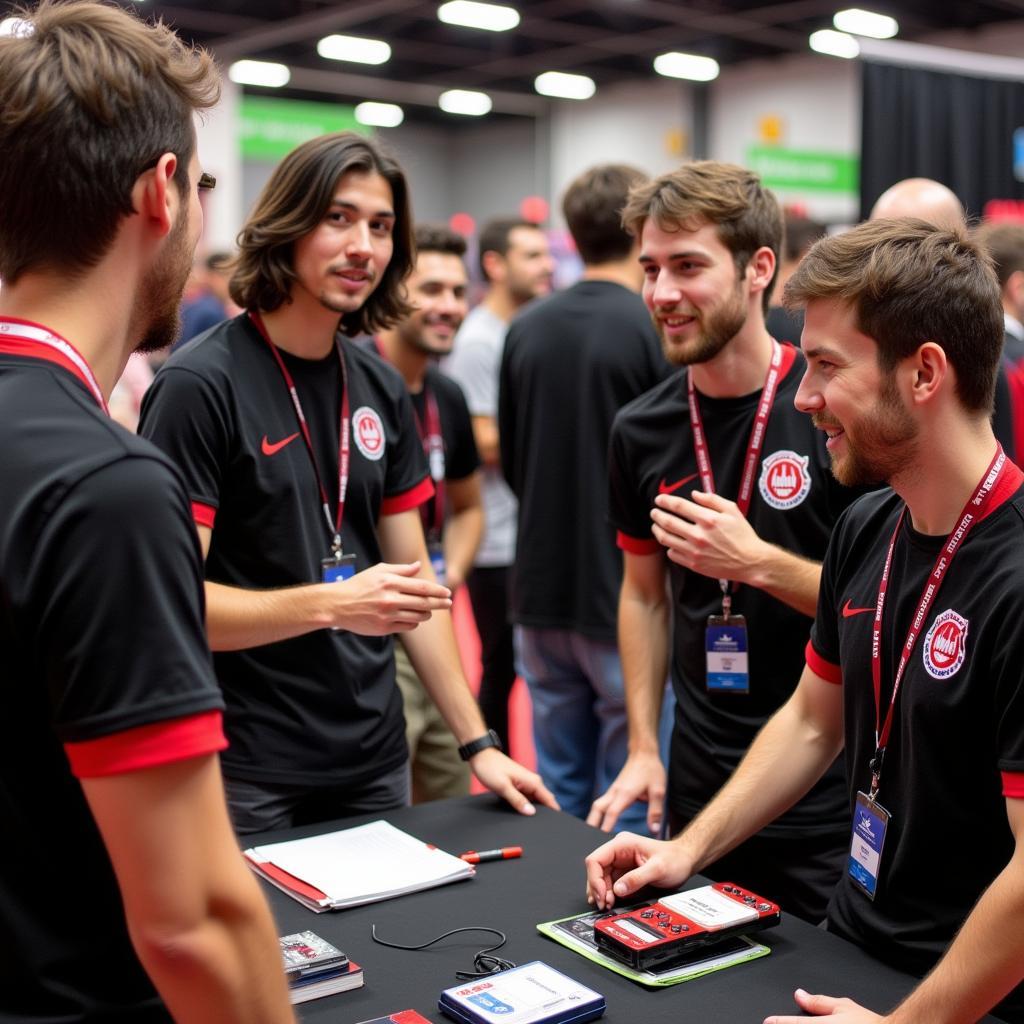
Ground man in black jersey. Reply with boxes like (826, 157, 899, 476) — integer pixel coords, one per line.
(0, 2, 292, 1021)
(586, 219, 1024, 1024)
(587, 162, 853, 922)
(499, 164, 671, 833)
(368, 223, 483, 802)
(140, 133, 554, 832)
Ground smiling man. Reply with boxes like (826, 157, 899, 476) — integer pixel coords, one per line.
(366, 223, 483, 803)
(588, 162, 858, 922)
(140, 133, 554, 832)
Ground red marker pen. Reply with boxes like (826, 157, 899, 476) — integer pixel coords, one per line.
(459, 846, 522, 864)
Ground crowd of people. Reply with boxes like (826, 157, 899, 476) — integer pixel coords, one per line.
(2, 2, 1024, 1023)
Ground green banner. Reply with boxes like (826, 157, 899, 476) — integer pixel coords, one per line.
(746, 146, 859, 194)
(239, 97, 366, 161)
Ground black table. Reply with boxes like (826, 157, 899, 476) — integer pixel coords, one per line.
(249, 795, 995, 1023)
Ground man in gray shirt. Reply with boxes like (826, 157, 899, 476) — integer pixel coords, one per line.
(445, 219, 554, 754)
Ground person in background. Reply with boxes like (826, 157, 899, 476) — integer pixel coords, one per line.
(499, 164, 672, 832)
(588, 162, 856, 923)
(444, 218, 554, 755)
(0, 1, 293, 1020)
(975, 221, 1024, 366)
(140, 133, 555, 833)
(174, 250, 238, 350)
(586, 217, 1024, 1024)
(765, 211, 826, 346)
(367, 223, 484, 803)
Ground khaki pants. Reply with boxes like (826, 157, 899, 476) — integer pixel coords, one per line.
(395, 643, 471, 803)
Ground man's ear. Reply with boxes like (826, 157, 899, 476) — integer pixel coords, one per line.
(908, 341, 948, 407)
(746, 245, 777, 297)
(131, 152, 179, 238)
(481, 249, 505, 285)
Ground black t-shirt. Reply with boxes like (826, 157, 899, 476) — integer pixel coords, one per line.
(0, 349, 224, 1022)
(809, 484, 1024, 1019)
(139, 313, 433, 787)
(609, 348, 856, 834)
(358, 341, 480, 540)
(499, 280, 671, 640)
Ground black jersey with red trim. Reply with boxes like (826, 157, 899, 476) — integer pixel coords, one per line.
(139, 314, 433, 786)
(808, 485, 1024, 1017)
(609, 348, 856, 834)
(0, 350, 225, 1021)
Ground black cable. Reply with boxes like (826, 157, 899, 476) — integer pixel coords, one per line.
(371, 924, 517, 979)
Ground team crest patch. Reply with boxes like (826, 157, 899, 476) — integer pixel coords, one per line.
(923, 609, 968, 680)
(758, 450, 811, 510)
(353, 406, 385, 461)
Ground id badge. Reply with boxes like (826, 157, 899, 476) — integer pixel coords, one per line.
(705, 614, 749, 693)
(321, 553, 357, 583)
(427, 541, 447, 586)
(848, 790, 891, 901)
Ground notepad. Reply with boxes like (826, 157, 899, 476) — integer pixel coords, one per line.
(244, 819, 475, 912)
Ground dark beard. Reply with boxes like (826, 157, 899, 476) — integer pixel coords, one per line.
(134, 203, 192, 354)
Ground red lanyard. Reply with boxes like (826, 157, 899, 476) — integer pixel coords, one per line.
(687, 339, 795, 612)
(250, 312, 350, 556)
(373, 337, 446, 539)
(0, 317, 109, 415)
(868, 445, 1021, 797)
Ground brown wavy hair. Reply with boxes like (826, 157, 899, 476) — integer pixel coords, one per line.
(0, 0, 218, 284)
(230, 132, 414, 336)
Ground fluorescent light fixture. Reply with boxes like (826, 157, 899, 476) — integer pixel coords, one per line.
(534, 71, 596, 100)
(437, 1, 520, 32)
(438, 88, 492, 116)
(653, 51, 720, 82)
(317, 34, 391, 65)
(228, 60, 291, 87)
(833, 8, 898, 39)
(355, 101, 404, 128)
(809, 29, 860, 58)
(0, 16, 33, 36)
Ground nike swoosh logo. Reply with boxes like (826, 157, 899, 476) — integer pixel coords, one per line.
(658, 472, 699, 496)
(842, 599, 875, 618)
(261, 432, 300, 456)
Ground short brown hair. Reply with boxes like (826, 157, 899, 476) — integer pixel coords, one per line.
(477, 218, 535, 281)
(562, 164, 647, 265)
(975, 222, 1024, 290)
(622, 161, 783, 313)
(415, 223, 467, 259)
(0, 0, 218, 284)
(230, 132, 414, 336)
(785, 218, 1002, 414)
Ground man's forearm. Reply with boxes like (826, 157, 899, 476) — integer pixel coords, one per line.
(444, 506, 484, 589)
(619, 586, 670, 755)
(402, 605, 487, 744)
(205, 580, 329, 650)
(886, 847, 1024, 1024)
(745, 544, 821, 618)
(673, 673, 844, 861)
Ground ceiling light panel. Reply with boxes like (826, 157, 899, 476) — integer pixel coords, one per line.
(653, 52, 720, 82)
(534, 71, 596, 100)
(228, 60, 291, 87)
(437, 1, 520, 32)
(809, 29, 861, 58)
(355, 102, 404, 127)
(438, 89, 493, 116)
(317, 34, 392, 65)
(833, 8, 899, 39)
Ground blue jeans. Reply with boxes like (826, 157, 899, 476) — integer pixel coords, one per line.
(515, 626, 673, 834)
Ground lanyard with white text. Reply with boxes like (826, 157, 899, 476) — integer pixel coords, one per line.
(687, 339, 792, 616)
(0, 317, 109, 415)
(868, 445, 1015, 800)
(250, 311, 350, 558)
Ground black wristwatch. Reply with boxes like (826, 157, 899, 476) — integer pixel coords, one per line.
(458, 728, 503, 761)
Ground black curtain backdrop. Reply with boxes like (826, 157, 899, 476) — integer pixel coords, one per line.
(860, 61, 1024, 221)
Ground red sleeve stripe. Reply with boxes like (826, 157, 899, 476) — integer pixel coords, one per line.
(65, 709, 227, 779)
(1003, 772, 1024, 799)
(617, 530, 660, 556)
(381, 476, 435, 516)
(191, 501, 217, 529)
(805, 639, 842, 685)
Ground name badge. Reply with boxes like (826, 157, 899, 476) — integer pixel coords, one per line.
(848, 790, 891, 901)
(705, 614, 749, 693)
(321, 553, 357, 583)
(428, 541, 447, 586)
